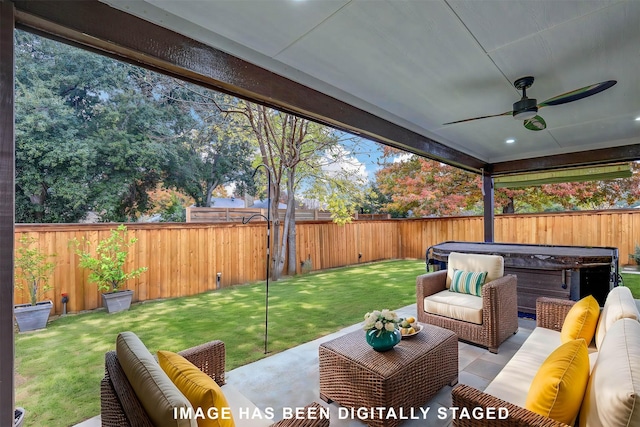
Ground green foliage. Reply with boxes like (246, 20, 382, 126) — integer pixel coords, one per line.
(71, 225, 147, 292)
(14, 235, 57, 305)
(633, 244, 640, 265)
(14, 31, 200, 222)
(158, 193, 187, 222)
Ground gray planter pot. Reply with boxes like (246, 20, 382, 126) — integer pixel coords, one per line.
(14, 300, 53, 332)
(102, 289, 134, 313)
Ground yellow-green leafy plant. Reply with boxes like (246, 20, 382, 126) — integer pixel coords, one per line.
(71, 225, 147, 293)
(15, 235, 56, 306)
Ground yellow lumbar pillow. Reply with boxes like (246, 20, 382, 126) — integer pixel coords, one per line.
(158, 350, 235, 427)
(560, 294, 600, 344)
(525, 339, 590, 425)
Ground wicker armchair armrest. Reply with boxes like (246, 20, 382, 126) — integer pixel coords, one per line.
(178, 340, 226, 386)
(536, 297, 576, 332)
(269, 403, 330, 427)
(417, 270, 447, 297)
(481, 274, 518, 309)
(451, 384, 570, 427)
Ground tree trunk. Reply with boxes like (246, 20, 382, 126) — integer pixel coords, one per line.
(286, 168, 297, 276)
(270, 183, 283, 281)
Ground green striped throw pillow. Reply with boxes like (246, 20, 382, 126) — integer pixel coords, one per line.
(450, 269, 488, 297)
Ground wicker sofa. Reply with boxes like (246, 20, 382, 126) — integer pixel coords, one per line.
(416, 252, 518, 353)
(101, 332, 329, 427)
(452, 286, 640, 427)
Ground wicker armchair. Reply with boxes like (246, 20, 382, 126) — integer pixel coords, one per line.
(416, 253, 518, 353)
(101, 339, 329, 427)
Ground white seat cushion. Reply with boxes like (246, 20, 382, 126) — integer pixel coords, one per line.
(446, 252, 504, 288)
(484, 327, 562, 407)
(221, 383, 272, 427)
(424, 290, 483, 324)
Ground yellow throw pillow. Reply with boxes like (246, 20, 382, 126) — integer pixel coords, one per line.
(158, 350, 235, 427)
(525, 339, 590, 425)
(560, 294, 600, 344)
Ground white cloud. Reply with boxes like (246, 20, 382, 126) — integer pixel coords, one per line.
(393, 152, 414, 163)
(321, 146, 368, 183)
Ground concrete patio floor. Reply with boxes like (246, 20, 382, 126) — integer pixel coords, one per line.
(74, 304, 535, 427)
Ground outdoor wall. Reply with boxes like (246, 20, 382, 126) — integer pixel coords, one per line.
(14, 209, 640, 314)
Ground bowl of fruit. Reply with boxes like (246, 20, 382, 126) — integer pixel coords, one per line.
(399, 316, 422, 338)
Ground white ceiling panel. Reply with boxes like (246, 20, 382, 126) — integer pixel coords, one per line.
(447, 0, 620, 53)
(144, 0, 349, 57)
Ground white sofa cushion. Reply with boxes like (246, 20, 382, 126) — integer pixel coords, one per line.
(484, 327, 562, 408)
(580, 318, 640, 427)
(424, 290, 483, 324)
(446, 252, 503, 288)
(595, 286, 640, 349)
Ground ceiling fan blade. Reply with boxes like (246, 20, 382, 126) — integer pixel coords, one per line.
(538, 80, 617, 108)
(442, 110, 511, 126)
(523, 115, 547, 131)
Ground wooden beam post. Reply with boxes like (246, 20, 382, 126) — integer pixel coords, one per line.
(483, 170, 494, 243)
(0, 1, 15, 425)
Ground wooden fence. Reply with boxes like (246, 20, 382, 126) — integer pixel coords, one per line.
(186, 207, 335, 222)
(186, 207, 390, 223)
(13, 209, 640, 314)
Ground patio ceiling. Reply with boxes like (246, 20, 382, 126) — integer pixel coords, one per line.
(11, 0, 640, 176)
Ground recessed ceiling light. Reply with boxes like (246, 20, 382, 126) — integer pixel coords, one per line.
(506, 138, 515, 144)
(635, 117, 640, 121)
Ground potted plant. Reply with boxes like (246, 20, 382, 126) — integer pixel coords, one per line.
(632, 244, 640, 270)
(72, 225, 147, 313)
(14, 235, 56, 332)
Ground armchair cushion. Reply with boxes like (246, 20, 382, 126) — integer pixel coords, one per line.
(560, 295, 600, 344)
(158, 350, 235, 427)
(449, 269, 487, 296)
(524, 338, 589, 425)
(116, 332, 195, 427)
(446, 252, 504, 288)
(424, 290, 483, 324)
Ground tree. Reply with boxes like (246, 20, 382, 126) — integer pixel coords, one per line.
(241, 105, 345, 278)
(376, 150, 481, 217)
(154, 82, 256, 207)
(375, 147, 640, 216)
(15, 31, 188, 222)
(303, 146, 373, 225)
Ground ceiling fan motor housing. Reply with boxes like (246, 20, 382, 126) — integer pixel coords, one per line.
(513, 97, 538, 120)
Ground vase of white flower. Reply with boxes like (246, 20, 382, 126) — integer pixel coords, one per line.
(363, 309, 402, 351)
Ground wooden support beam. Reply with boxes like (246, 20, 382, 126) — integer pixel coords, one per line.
(0, 1, 15, 426)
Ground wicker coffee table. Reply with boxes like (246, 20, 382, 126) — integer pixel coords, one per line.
(319, 323, 457, 427)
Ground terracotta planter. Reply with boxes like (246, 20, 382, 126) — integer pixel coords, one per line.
(102, 289, 134, 313)
(14, 300, 53, 332)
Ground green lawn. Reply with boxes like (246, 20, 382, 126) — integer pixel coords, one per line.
(621, 273, 640, 298)
(15, 259, 426, 427)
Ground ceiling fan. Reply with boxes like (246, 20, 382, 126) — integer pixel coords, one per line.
(443, 76, 617, 131)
